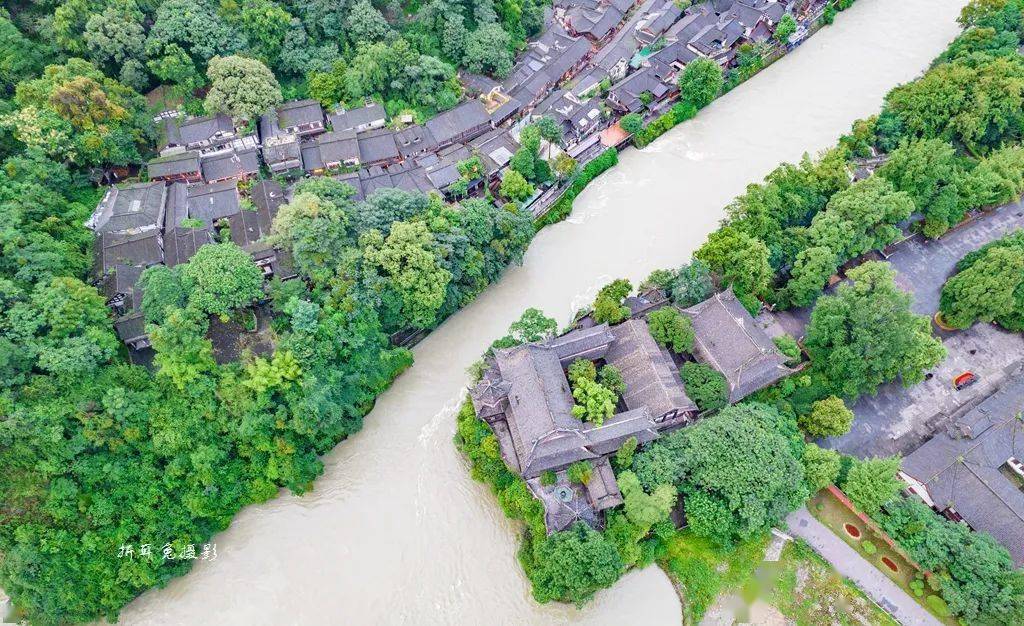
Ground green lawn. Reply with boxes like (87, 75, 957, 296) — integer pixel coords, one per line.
(659, 531, 769, 623)
(767, 540, 898, 626)
(660, 531, 901, 625)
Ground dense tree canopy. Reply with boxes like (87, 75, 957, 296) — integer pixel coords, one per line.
(678, 58, 723, 110)
(939, 230, 1024, 330)
(204, 55, 283, 122)
(634, 403, 807, 546)
(804, 262, 946, 399)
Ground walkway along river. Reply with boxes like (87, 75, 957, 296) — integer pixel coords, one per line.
(119, 1, 964, 624)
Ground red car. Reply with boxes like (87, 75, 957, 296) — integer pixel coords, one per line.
(953, 372, 978, 391)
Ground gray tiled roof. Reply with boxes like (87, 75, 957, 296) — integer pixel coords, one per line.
(313, 129, 360, 168)
(186, 180, 241, 227)
(92, 230, 162, 277)
(200, 148, 260, 181)
(163, 113, 235, 149)
(584, 407, 660, 455)
(605, 318, 697, 418)
(88, 182, 167, 234)
(277, 99, 325, 129)
(262, 134, 302, 171)
(328, 103, 386, 131)
(544, 323, 616, 364)
(394, 125, 439, 158)
(902, 374, 1024, 566)
(682, 287, 795, 402)
(356, 128, 400, 164)
(147, 151, 201, 179)
(114, 310, 147, 344)
(425, 99, 491, 146)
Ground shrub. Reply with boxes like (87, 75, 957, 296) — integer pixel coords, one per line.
(772, 334, 801, 367)
(540, 470, 557, 486)
(861, 540, 877, 555)
(567, 460, 592, 485)
(799, 396, 854, 438)
(681, 362, 729, 412)
(647, 307, 695, 353)
(620, 113, 644, 134)
(567, 358, 597, 385)
(926, 595, 952, 617)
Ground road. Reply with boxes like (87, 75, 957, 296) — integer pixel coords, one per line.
(786, 507, 942, 626)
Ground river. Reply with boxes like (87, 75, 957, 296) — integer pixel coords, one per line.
(118, 2, 964, 624)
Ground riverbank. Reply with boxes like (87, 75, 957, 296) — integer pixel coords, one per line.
(116, 2, 965, 623)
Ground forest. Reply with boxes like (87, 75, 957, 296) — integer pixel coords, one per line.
(457, 1, 1024, 622)
(0, 0, 544, 622)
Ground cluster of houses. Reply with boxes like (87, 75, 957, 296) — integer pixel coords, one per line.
(87, 178, 291, 350)
(470, 288, 797, 532)
(92, 0, 816, 353)
(145, 0, 815, 195)
(150, 99, 524, 199)
(900, 372, 1024, 566)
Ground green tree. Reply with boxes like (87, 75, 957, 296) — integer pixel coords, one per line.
(567, 358, 597, 385)
(570, 377, 617, 424)
(681, 362, 728, 412)
(941, 245, 1024, 329)
(615, 435, 639, 469)
(877, 138, 962, 238)
(800, 396, 854, 438)
(149, 307, 217, 390)
(618, 470, 676, 528)
(500, 169, 535, 202)
(804, 261, 945, 399)
(345, 0, 393, 44)
(527, 522, 624, 604)
(592, 278, 632, 324)
(620, 112, 644, 134)
(507, 307, 558, 343)
(360, 221, 452, 329)
(695, 226, 772, 298)
(804, 176, 914, 265)
(567, 460, 592, 484)
(802, 443, 841, 492)
(678, 58, 723, 109)
(269, 191, 353, 284)
(883, 54, 1024, 153)
(204, 55, 283, 122)
(180, 242, 264, 318)
(774, 14, 797, 43)
(139, 264, 186, 324)
(670, 259, 713, 306)
(598, 364, 626, 396)
(636, 403, 807, 545)
(842, 456, 903, 514)
(939, 231, 1024, 330)
(553, 152, 578, 181)
(462, 23, 514, 78)
(783, 246, 838, 308)
(239, 0, 292, 65)
(647, 307, 694, 353)
(84, 4, 146, 68)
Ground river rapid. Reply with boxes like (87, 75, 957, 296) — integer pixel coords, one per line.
(118, 1, 964, 624)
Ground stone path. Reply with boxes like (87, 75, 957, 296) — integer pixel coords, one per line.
(786, 507, 941, 626)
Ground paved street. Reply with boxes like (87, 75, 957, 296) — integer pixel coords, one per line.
(771, 199, 1024, 458)
(786, 507, 941, 626)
